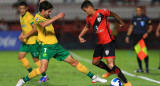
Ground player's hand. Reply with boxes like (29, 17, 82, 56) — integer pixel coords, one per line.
(125, 37, 129, 44)
(79, 37, 86, 43)
(21, 34, 27, 41)
(40, 0, 47, 3)
(57, 13, 65, 19)
(156, 31, 160, 37)
(19, 35, 23, 41)
(120, 23, 125, 28)
(143, 33, 148, 39)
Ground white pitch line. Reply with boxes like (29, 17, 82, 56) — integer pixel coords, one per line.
(70, 51, 160, 84)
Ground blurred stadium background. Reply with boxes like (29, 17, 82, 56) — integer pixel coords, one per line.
(0, 0, 160, 86)
(0, 0, 160, 50)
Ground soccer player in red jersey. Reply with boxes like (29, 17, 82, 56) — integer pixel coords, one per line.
(79, 1, 132, 86)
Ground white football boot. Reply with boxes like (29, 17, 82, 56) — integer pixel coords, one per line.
(92, 75, 107, 83)
(16, 79, 25, 86)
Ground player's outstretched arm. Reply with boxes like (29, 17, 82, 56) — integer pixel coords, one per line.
(39, 13, 65, 28)
(156, 23, 160, 37)
(125, 25, 134, 44)
(78, 24, 90, 43)
(110, 11, 124, 27)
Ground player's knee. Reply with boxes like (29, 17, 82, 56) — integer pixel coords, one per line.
(18, 56, 24, 60)
(71, 60, 79, 67)
(33, 58, 39, 62)
(108, 63, 114, 69)
(92, 61, 99, 66)
(18, 53, 26, 60)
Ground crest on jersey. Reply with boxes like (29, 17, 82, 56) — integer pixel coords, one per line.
(140, 21, 145, 27)
(97, 13, 101, 22)
(93, 13, 104, 33)
(43, 53, 47, 57)
(105, 50, 109, 56)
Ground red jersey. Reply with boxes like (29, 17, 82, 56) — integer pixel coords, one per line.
(86, 9, 115, 44)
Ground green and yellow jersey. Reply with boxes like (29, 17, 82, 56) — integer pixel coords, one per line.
(20, 11, 37, 44)
(34, 13, 58, 44)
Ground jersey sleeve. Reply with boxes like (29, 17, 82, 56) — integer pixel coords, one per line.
(86, 16, 90, 25)
(147, 17, 152, 25)
(35, 16, 43, 25)
(101, 9, 110, 17)
(27, 14, 34, 25)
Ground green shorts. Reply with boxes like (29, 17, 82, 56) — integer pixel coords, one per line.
(19, 41, 40, 58)
(40, 43, 70, 61)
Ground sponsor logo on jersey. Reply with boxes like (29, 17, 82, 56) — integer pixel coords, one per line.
(96, 29, 104, 33)
(21, 24, 26, 27)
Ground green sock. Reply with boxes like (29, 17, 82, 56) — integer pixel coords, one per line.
(23, 75, 30, 83)
(42, 72, 46, 76)
(27, 68, 32, 73)
(87, 71, 94, 78)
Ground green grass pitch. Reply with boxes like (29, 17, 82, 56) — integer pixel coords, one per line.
(0, 50, 160, 86)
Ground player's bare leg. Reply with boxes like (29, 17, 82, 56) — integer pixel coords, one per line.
(92, 57, 113, 78)
(16, 58, 48, 86)
(18, 52, 33, 72)
(39, 59, 49, 73)
(33, 58, 39, 62)
(37, 59, 49, 82)
(102, 58, 114, 78)
(18, 52, 27, 60)
(106, 58, 115, 69)
(64, 55, 107, 83)
(64, 55, 79, 66)
(92, 58, 101, 65)
(23, 59, 49, 81)
(16, 59, 49, 86)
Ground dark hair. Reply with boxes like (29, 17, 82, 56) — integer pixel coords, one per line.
(81, 0, 93, 9)
(39, 1, 53, 12)
(19, 1, 27, 7)
(136, 6, 143, 10)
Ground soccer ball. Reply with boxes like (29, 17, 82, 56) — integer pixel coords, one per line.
(110, 78, 122, 86)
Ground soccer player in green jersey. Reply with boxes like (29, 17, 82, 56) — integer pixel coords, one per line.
(16, 1, 107, 86)
(17, 1, 48, 82)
